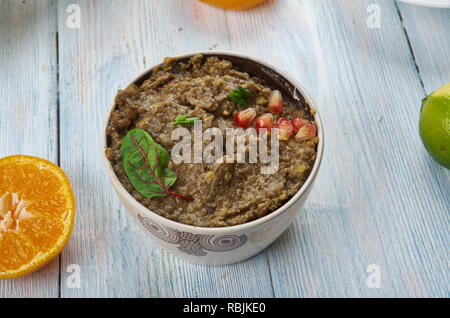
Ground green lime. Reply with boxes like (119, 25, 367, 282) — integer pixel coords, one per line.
(419, 83, 450, 169)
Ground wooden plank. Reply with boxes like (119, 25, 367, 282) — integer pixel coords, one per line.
(4, 0, 443, 297)
(396, 2, 450, 93)
(394, 1, 450, 296)
(224, 0, 449, 297)
(56, 0, 273, 297)
(0, 0, 59, 298)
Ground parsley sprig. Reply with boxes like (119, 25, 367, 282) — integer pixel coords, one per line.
(172, 115, 202, 125)
(229, 86, 252, 108)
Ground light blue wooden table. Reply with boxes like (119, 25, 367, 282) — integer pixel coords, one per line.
(0, 0, 449, 298)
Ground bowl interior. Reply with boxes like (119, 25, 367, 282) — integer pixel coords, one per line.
(131, 53, 312, 119)
(104, 51, 324, 232)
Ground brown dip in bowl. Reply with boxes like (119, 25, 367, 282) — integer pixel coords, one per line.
(105, 53, 319, 228)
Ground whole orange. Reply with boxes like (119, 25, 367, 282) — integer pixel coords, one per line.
(199, 0, 264, 10)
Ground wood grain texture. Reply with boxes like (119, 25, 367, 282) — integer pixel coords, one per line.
(1, 0, 448, 298)
(0, 0, 59, 298)
(396, 2, 450, 93)
(56, 0, 273, 298)
(250, 0, 449, 297)
(394, 1, 450, 297)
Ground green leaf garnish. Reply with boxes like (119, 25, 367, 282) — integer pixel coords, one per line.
(229, 86, 252, 108)
(120, 128, 193, 201)
(172, 115, 202, 125)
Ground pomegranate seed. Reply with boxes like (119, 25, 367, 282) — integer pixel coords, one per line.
(275, 118, 294, 141)
(234, 108, 256, 128)
(292, 116, 309, 133)
(295, 123, 317, 142)
(268, 90, 283, 114)
(255, 113, 274, 134)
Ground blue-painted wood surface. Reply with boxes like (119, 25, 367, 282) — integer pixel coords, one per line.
(0, 0, 448, 297)
(0, 0, 60, 298)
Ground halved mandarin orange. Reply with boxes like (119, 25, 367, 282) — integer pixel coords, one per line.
(0, 155, 75, 279)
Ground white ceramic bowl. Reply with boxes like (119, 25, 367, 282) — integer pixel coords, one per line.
(397, 0, 450, 8)
(102, 51, 324, 265)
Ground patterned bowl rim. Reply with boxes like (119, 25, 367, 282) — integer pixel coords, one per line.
(102, 50, 324, 234)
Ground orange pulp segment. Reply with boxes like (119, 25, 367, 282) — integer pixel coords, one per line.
(0, 155, 75, 279)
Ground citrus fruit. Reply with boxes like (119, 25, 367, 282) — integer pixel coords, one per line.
(419, 83, 450, 169)
(0, 155, 76, 279)
(199, 0, 264, 10)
